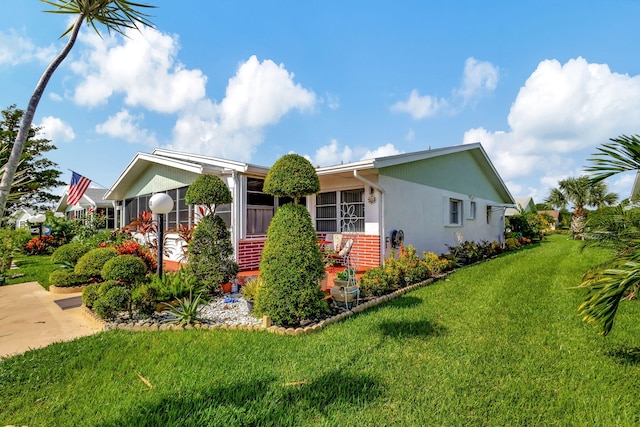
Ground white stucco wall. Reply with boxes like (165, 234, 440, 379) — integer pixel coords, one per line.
(379, 175, 505, 257)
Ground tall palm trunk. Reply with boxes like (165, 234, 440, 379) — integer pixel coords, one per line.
(571, 206, 586, 238)
(0, 14, 84, 222)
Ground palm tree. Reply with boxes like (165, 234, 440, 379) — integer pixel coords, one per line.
(0, 0, 155, 223)
(573, 134, 640, 335)
(545, 176, 618, 237)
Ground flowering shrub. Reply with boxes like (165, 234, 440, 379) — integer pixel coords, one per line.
(99, 240, 157, 272)
(24, 235, 57, 255)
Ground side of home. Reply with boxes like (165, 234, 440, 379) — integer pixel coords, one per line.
(100, 143, 514, 271)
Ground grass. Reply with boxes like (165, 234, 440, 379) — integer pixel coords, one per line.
(4, 254, 58, 289)
(3, 235, 640, 425)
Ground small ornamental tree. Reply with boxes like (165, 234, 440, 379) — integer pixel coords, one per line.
(187, 214, 238, 293)
(263, 154, 319, 204)
(258, 154, 328, 326)
(185, 174, 238, 293)
(184, 174, 231, 215)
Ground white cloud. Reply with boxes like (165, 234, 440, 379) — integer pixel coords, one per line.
(391, 89, 448, 119)
(464, 57, 640, 198)
(169, 56, 316, 160)
(0, 30, 55, 66)
(324, 92, 340, 110)
(311, 139, 353, 166)
(96, 109, 157, 146)
(392, 57, 498, 119)
(308, 140, 402, 166)
(37, 116, 75, 142)
(71, 26, 207, 112)
(456, 57, 499, 105)
(361, 143, 402, 160)
(406, 128, 415, 142)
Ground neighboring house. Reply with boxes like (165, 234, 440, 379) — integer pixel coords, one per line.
(104, 143, 514, 271)
(505, 196, 536, 216)
(10, 207, 35, 229)
(537, 210, 560, 230)
(55, 188, 117, 229)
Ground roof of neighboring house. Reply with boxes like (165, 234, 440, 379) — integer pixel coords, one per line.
(505, 196, 536, 216)
(55, 187, 112, 212)
(10, 207, 35, 217)
(538, 209, 560, 220)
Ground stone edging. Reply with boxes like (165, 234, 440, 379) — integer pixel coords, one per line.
(79, 277, 438, 335)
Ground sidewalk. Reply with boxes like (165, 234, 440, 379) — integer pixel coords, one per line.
(0, 282, 103, 359)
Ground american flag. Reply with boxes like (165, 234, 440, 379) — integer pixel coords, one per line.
(67, 171, 91, 206)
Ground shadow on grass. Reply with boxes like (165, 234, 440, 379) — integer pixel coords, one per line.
(378, 319, 446, 339)
(100, 370, 383, 426)
(606, 346, 640, 365)
(386, 295, 422, 309)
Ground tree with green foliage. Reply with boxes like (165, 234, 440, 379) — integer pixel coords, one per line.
(184, 174, 231, 216)
(263, 154, 319, 204)
(0, 0, 156, 222)
(258, 154, 328, 326)
(1, 105, 64, 210)
(571, 134, 640, 335)
(187, 214, 238, 293)
(545, 176, 618, 237)
(185, 174, 237, 292)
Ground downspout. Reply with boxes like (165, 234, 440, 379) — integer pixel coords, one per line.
(353, 170, 386, 266)
(231, 171, 240, 266)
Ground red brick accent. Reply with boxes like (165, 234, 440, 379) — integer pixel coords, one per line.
(237, 233, 382, 272)
(341, 234, 381, 268)
(238, 235, 267, 271)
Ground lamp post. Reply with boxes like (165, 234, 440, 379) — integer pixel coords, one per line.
(30, 214, 46, 237)
(149, 193, 173, 278)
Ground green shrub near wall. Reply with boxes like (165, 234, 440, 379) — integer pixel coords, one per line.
(75, 248, 119, 280)
(101, 254, 147, 284)
(257, 203, 329, 326)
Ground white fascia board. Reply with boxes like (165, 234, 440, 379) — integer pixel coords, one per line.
(152, 148, 269, 174)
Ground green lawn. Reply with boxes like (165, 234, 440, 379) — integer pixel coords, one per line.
(2, 235, 640, 426)
(6, 254, 58, 289)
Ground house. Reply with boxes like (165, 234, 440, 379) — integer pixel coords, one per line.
(104, 143, 514, 271)
(505, 196, 536, 216)
(537, 209, 560, 230)
(10, 207, 35, 229)
(55, 188, 117, 229)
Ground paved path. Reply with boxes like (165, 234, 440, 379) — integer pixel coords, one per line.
(0, 282, 103, 359)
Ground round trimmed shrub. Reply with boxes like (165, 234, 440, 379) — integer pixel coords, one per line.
(263, 154, 319, 203)
(51, 243, 90, 266)
(48, 270, 90, 288)
(93, 286, 131, 319)
(101, 254, 147, 284)
(359, 267, 395, 297)
(185, 174, 232, 215)
(256, 203, 328, 327)
(75, 247, 119, 279)
(132, 284, 158, 315)
(187, 214, 238, 293)
(82, 283, 101, 308)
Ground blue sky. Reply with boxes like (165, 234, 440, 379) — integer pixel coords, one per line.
(2, 1, 640, 204)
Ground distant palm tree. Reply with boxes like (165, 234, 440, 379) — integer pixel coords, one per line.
(0, 0, 155, 222)
(545, 176, 618, 237)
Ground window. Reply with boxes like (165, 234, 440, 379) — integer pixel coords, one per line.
(247, 178, 274, 235)
(449, 199, 462, 225)
(486, 205, 492, 224)
(316, 189, 365, 233)
(469, 201, 477, 220)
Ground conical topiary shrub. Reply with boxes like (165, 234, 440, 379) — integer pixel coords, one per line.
(257, 154, 328, 326)
(257, 203, 328, 326)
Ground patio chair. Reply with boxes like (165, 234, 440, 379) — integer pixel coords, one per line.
(328, 237, 353, 266)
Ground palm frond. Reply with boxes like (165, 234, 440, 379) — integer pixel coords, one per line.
(587, 134, 640, 183)
(575, 259, 640, 335)
(41, 0, 156, 37)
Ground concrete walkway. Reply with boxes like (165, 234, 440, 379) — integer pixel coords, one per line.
(0, 282, 103, 359)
